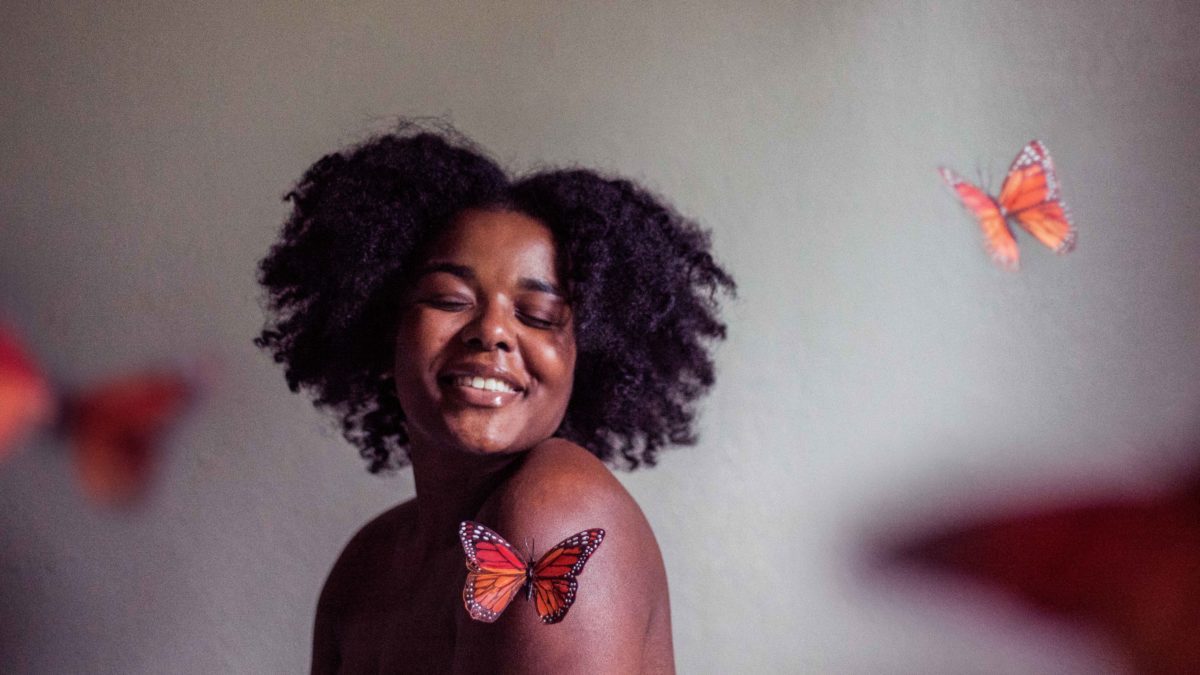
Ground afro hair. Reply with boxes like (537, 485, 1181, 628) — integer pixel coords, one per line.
(256, 121, 734, 472)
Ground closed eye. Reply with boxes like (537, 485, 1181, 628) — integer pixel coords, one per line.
(517, 311, 556, 329)
(422, 296, 472, 311)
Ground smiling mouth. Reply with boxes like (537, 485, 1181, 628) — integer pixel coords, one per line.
(449, 375, 521, 394)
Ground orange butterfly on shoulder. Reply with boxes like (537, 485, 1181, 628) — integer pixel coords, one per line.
(939, 140, 1077, 271)
(459, 520, 605, 624)
(0, 321, 198, 507)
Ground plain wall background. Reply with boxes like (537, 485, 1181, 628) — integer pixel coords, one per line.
(2, 1, 1199, 672)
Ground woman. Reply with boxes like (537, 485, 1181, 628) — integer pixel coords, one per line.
(256, 122, 734, 674)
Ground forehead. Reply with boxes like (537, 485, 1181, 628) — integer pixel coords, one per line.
(423, 209, 561, 280)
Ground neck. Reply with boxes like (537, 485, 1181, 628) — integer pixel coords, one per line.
(407, 439, 523, 551)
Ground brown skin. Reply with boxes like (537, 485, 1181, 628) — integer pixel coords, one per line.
(312, 210, 675, 674)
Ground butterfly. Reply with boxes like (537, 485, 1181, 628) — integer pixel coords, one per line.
(939, 140, 1077, 271)
(458, 520, 605, 624)
(0, 321, 198, 506)
(63, 371, 194, 505)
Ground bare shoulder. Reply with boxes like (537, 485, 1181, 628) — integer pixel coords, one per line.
(478, 439, 662, 573)
(454, 439, 672, 674)
(483, 438, 642, 531)
(313, 500, 416, 674)
(320, 500, 415, 609)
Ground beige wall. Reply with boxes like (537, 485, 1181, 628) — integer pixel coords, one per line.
(2, 2, 1198, 672)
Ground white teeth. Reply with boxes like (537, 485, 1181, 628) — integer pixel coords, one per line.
(452, 376, 517, 393)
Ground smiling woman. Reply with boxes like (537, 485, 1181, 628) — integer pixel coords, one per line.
(255, 121, 733, 674)
(394, 210, 577, 458)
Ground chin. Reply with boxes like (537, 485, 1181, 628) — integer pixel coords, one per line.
(442, 423, 526, 457)
(434, 402, 541, 454)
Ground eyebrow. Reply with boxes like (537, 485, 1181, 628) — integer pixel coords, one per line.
(415, 262, 564, 297)
(415, 262, 474, 281)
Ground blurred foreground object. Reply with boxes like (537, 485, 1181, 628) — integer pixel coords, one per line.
(888, 473, 1200, 674)
(64, 372, 194, 506)
(0, 323, 55, 458)
(0, 322, 199, 507)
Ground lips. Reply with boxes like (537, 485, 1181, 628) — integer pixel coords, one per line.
(438, 364, 525, 408)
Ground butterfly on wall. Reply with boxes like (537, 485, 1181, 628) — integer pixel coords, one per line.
(0, 321, 198, 506)
(939, 140, 1077, 271)
(458, 520, 605, 625)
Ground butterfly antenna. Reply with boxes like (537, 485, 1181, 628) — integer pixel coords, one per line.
(974, 159, 990, 192)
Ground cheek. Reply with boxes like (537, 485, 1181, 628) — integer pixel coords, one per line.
(531, 334, 576, 399)
(391, 318, 421, 378)
(392, 313, 452, 395)
(395, 310, 458, 359)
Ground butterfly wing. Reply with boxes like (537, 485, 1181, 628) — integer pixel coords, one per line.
(67, 371, 193, 506)
(939, 166, 1021, 271)
(996, 140, 1077, 254)
(529, 528, 605, 624)
(0, 324, 53, 461)
(459, 521, 529, 623)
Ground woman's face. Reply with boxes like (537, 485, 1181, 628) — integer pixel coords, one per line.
(393, 209, 576, 457)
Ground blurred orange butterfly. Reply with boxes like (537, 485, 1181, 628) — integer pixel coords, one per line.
(62, 371, 194, 506)
(0, 322, 196, 506)
(939, 140, 1077, 271)
(459, 520, 605, 624)
(0, 323, 54, 458)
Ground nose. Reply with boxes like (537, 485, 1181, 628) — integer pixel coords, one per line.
(461, 299, 514, 352)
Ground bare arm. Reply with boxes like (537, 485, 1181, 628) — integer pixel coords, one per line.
(452, 440, 671, 674)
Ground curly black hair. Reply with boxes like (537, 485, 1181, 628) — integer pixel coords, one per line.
(256, 121, 734, 473)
